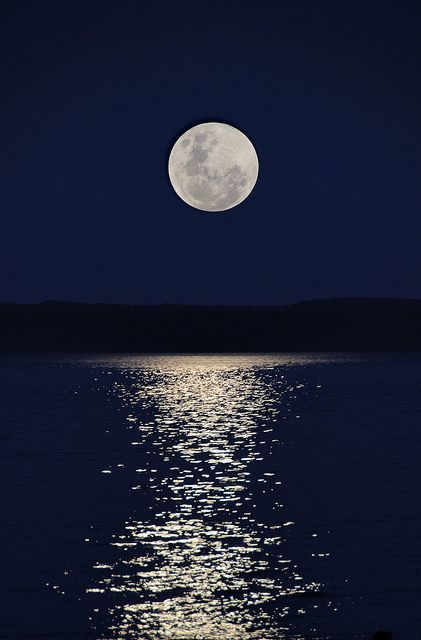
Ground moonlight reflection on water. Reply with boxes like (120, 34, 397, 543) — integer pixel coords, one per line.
(3, 354, 420, 638)
(84, 356, 332, 640)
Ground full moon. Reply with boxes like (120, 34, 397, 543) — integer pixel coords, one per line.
(168, 122, 258, 212)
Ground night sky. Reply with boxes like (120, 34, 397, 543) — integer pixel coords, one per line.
(2, 1, 420, 305)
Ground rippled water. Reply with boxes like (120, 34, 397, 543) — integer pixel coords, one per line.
(1, 354, 421, 639)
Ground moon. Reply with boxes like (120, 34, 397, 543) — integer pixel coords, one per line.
(168, 122, 258, 212)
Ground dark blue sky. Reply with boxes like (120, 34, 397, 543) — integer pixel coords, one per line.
(2, 1, 420, 304)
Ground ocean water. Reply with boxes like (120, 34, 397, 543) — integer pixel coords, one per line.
(0, 353, 420, 640)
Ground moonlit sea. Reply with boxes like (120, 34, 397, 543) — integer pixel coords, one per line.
(1, 354, 421, 640)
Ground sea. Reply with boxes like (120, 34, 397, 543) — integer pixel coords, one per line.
(0, 353, 420, 640)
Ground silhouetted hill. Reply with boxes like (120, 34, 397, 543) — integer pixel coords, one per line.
(0, 298, 420, 353)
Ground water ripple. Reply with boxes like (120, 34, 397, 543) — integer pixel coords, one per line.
(84, 356, 329, 639)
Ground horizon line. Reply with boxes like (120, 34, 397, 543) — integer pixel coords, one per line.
(1, 296, 421, 308)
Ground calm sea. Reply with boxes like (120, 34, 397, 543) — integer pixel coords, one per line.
(1, 354, 420, 640)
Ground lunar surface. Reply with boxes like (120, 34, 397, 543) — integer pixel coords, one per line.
(168, 122, 258, 212)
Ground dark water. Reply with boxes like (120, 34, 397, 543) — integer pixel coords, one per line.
(1, 354, 421, 640)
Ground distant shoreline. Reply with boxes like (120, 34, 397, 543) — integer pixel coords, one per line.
(1, 298, 420, 353)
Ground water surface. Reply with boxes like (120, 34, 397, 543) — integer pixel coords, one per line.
(1, 353, 420, 639)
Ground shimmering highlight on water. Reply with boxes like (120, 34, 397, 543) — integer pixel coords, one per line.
(87, 356, 328, 639)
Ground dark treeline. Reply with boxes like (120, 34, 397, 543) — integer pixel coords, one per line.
(0, 298, 420, 353)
